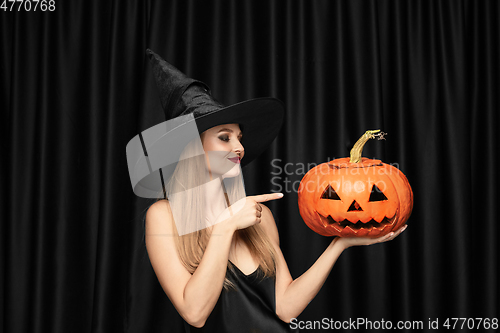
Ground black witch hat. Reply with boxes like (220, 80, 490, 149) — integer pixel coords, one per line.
(126, 49, 284, 198)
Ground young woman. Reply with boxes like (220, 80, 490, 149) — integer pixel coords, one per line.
(140, 50, 406, 332)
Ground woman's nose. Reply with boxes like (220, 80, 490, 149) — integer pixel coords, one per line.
(233, 142, 244, 157)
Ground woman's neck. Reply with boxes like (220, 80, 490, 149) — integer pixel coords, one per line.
(203, 176, 229, 224)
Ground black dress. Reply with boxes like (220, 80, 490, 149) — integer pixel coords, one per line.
(184, 262, 296, 333)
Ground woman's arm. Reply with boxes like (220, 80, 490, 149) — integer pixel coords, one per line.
(145, 193, 283, 328)
(259, 204, 406, 323)
(145, 200, 234, 328)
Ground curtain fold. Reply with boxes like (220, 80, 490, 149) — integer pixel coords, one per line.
(1, 1, 498, 332)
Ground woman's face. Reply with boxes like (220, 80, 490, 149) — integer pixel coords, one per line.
(201, 123, 244, 178)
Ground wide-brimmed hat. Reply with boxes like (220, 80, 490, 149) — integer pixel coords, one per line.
(126, 49, 284, 198)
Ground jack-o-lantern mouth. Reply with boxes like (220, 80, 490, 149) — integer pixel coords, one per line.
(317, 212, 397, 232)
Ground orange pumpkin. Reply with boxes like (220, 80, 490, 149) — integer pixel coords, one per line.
(298, 130, 413, 237)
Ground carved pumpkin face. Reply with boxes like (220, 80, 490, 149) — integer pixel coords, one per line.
(298, 131, 413, 238)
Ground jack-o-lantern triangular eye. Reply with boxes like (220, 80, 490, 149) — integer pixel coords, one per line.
(321, 184, 341, 200)
(369, 184, 388, 201)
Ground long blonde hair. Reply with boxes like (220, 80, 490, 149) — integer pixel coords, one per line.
(162, 136, 276, 289)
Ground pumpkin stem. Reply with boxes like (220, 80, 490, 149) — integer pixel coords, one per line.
(349, 130, 386, 163)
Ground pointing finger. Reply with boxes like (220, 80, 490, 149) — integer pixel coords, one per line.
(252, 193, 284, 203)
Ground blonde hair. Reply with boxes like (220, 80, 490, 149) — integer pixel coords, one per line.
(161, 135, 276, 289)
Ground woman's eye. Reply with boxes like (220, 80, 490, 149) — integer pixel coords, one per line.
(219, 135, 229, 142)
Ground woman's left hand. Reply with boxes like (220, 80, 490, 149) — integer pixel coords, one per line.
(336, 224, 408, 250)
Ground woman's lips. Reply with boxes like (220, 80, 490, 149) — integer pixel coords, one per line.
(228, 157, 240, 164)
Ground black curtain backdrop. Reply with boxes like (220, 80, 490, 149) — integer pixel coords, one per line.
(1, 1, 499, 332)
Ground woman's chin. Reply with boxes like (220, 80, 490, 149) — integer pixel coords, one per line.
(221, 163, 241, 179)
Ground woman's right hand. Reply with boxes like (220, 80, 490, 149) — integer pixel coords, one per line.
(214, 193, 284, 231)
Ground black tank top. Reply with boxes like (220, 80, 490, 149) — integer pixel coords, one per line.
(184, 262, 295, 333)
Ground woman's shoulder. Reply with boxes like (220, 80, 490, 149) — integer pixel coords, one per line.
(145, 199, 174, 232)
(147, 199, 172, 217)
(147, 198, 171, 212)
